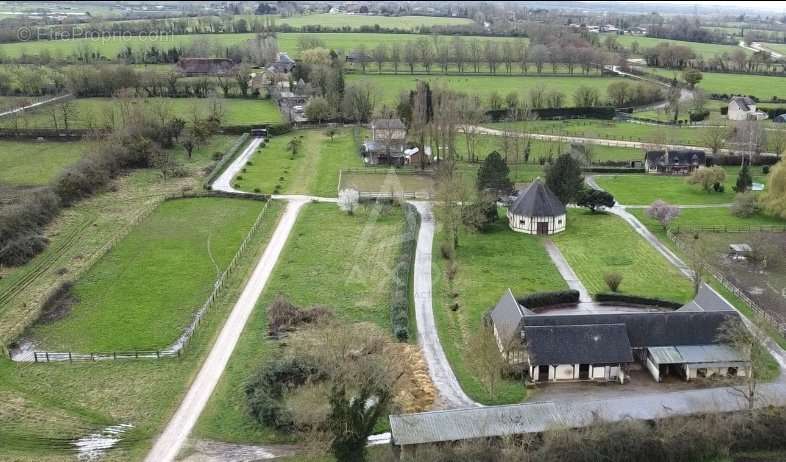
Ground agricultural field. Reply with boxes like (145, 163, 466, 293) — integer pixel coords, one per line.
(595, 165, 768, 206)
(0, 97, 283, 129)
(195, 202, 408, 443)
(612, 34, 748, 58)
(346, 74, 626, 107)
(631, 205, 786, 231)
(235, 128, 362, 196)
(433, 208, 566, 404)
(339, 170, 435, 196)
(25, 197, 277, 352)
(646, 68, 786, 100)
(0, 197, 283, 461)
(552, 209, 694, 302)
(0, 140, 88, 186)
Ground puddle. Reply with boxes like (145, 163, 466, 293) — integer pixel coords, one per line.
(73, 424, 133, 461)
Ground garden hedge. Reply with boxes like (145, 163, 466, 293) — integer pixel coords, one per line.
(517, 290, 580, 309)
(594, 293, 682, 309)
(390, 203, 420, 341)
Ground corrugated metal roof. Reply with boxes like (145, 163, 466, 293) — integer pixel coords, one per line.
(648, 345, 748, 365)
(390, 402, 564, 446)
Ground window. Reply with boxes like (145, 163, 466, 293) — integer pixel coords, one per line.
(519, 219, 525, 225)
(697, 368, 707, 378)
(558, 219, 562, 224)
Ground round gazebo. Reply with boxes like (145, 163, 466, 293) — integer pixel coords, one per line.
(507, 180, 566, 235)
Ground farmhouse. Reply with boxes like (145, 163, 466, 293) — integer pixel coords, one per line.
(728, 96, 768, 121)
(175, 58, 237, 76)
(489, 284, 751, 384)
(506, 180, 566, 235)
(361, 118, 408, 165)
(644, 149, 707, 175)
(267, 52, 296, 74)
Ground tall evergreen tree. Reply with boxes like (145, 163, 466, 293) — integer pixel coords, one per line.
(476, 151, 513, 195)
(734, 163, 753, 193)
(545, 153, 584, 204)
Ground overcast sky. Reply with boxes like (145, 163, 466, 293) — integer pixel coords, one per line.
(633, 1, 786, 12)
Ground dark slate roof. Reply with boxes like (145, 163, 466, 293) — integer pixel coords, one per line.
(644, 149, 705, 166)
(489, 289, 533, 348)
(524, 324, 634, 365)
(175, 58, 236, 75)
(267, 53, 296, 73)
(678, 283, 736, 312)
(774, 114, 786, 123)
(372, 118, 406, 130)
(346, 51, 374, 62)
(731, 96, 755, 111)
(522, 310, 739, 348)
(508, 180, 565, 217)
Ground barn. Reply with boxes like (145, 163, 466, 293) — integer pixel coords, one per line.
(506, 180, 566, 235)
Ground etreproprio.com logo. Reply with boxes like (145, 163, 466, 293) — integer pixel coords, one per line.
(17, 26, 173, 42)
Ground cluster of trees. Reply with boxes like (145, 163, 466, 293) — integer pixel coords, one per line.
(647, 16, 735, 44)
(348, 36, 615, 75)
(0, 97, 223, 266)
(640, 42, 780, 74)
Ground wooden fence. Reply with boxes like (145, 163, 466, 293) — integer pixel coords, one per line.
(666, 229, 786, 335)
(17, 195, 273, 363)
(671, 224, 786, 234)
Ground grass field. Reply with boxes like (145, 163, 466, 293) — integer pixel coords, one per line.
(339, 170, 435, 196)
(195, 202, 404, 443)
(433, 208, 566, 404)
(346, 74, 626, 107)
(0, 97, 283, 129)
(0, 140, 88, 186)
(595, 166, 767, 206)
(462, 132, 644, 163)
(27, 197, 274, 351)
(0, 32, 518, 60)
(0, 198, 283, 461)
(272, 13, 473, 29)
(646, 68, 786, 100)
(631, 206, 786, 230)
(552, 209, 694, 302)
(235, 128, 362, 196)
(612, 34, 747, 58)
(488, 119, 712, 148)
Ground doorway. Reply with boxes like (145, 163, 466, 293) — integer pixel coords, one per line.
(538, 365, 550, 382)
(537, 221, 549, 235)
(579, 364, 590, 380)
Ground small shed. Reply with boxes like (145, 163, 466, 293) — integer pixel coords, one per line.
(506, 180, 566, 235)
(728, 243, 753, 260)
(774, 114, 786, 123)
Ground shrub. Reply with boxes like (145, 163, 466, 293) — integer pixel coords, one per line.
(594, 293, 682, 309)
(763, 165, 770, 175)
(212, 151, 222, 160)
(266, 295, 333, 336)
(440, 241, 455, 260)
(245, 356, 321, 430)
(731, 192, 759, 218)
(253, 188, 261, 193)
(517, 290, 580, 309)
(603, 272, 623, 292)
(0, 188, 60, 266)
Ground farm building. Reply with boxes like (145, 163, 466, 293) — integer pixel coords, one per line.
(506, 181, 566, 235)
(644, 149, 707, 175)
(267, 52, 296, 74)
(489, 284, 751, 384)
(728, 96, 768, 121)
(175, 58, 237, 76)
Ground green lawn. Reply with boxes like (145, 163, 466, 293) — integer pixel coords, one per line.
(0, 198, 283, 461)
(595, 172, 741, 206)
(433, 209, 566, 404)
(235, 128, 362, 196)
(195, 203, 404, 443)
(346, 74, 627, 107)
(0, 140, 87, 186)
(646, 68, 786, 100)
(27, 197, 277, 351)
(552, 209, 694, 302)
(0, 97, 283, 129)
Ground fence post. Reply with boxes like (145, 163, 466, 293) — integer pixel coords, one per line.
(34, 352, 38, 363)
(69, 352, 72, 363)
(45, 352, 49, 362)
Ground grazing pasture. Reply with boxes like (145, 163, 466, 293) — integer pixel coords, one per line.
(0, 140, 87, 186)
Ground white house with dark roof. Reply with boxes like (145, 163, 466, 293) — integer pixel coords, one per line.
(506, 180, 566, 235)
(489, 284, 751, 384)
(728, 96, 768, 121)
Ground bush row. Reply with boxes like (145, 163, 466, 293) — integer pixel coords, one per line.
(712, 154, 780, 166)
(486, 106, 616, 122)
(390, 203, 420, 341)
(583, 166, 645, 174)
(204, 132, 249, 188)
(517, 290, 580, 309)
(0, 188, 60, 266)
(594, 293, 683, 309)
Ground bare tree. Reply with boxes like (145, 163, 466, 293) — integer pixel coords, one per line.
(716, 316, 770, 410)
(403, 41, 418, 74)
(468, 38, 482, 73)
(484, 41, 499, 74)
(465, 325, 508, 399)
(372, 43, 387, 73)
(60, 100, 78, 130)
(702, 122, 729, 155)
(388, 42, 401, 74)
(452, 36, 466, 73)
